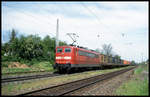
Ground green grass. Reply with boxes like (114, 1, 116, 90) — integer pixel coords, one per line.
(7, 84, 14, 93)
(2, 68, 32, 74)
(134, 64, 149, 75)
(116, 78, 148, 96)
(32, 61, 54, 71)
(134, 66, 144, 74)
(115, 65, 149, 96)
(2, 61, 54, 75)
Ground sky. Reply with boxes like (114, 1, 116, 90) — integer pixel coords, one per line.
(2, 1, 149, 63)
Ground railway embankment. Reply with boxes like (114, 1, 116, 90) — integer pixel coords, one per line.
(2, 66, 133, 95)
(115, 64, 149, 96)
(67, 66, 136, 95)
(67, 64, 148, 96)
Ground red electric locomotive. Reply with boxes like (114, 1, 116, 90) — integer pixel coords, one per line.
(53, 45, 131, 73)
(53, 45, 100, 73)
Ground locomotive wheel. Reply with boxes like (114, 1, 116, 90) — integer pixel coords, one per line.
(58, 68, 63, 74)
(66, 68, 71, 74)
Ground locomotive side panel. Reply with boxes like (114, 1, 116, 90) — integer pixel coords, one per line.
(75, 48, 100, 67)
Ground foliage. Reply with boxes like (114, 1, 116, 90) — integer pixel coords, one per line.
(116, 78, 148, 95)
(9, 29, 17, 43)
(114, 54, 121, 59)
(2, 29, 68, 66)
(115, 65, 149, 96)
(134, 67, 144, 74)
(1, 62, 9, 67)
(131, 60, 136, 65)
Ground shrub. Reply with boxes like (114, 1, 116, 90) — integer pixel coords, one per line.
(2, 62, 9, 67)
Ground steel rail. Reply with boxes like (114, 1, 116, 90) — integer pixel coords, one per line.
(2, 73, 61, 83)
(19, 66, 136, 96)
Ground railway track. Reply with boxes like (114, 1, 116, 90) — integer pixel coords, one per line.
(2, 73, 61, 83)
(18, 66, 136, 96)
(2, 67, 124, 84)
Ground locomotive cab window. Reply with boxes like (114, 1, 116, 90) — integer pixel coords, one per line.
(65, 48, 71, 52)
(57, 48, 63, 53)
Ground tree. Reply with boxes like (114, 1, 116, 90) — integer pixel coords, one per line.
(23, 35, 43, 60)
(2, 43, 9, 56)
(59, 41, 67, 46)
(42, 35, 53, 61)
(131, 60, 136, 65)
(2, 29, 68, 65)
(95, 48, 101, 53)
(9, 29, 17, 43)
(13, 35, 43, 61)
(114, 55, 121, 59)
(8, 29, 19, 57)
(101, 43, 113, 56)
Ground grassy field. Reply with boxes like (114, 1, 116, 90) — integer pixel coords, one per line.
(2, 61, 55, 75)
(115, 64, 149, 96)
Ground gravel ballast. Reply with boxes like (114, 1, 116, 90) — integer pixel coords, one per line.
(66, 68, 135, 96)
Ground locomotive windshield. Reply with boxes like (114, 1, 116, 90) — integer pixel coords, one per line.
(65, 48, 71, 52)
(57, 48, 62, 53)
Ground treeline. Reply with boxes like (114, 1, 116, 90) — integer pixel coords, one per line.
(2, 29, 67, 66)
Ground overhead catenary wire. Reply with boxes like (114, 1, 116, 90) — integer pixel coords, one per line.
(80, 2, 134, 59)
(80, 2, 113, 33)
(80, 3, 128, 35)
(80, 2, 133, 49)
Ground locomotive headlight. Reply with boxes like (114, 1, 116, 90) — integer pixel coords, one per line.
(56, 56, 61, 59)
(64, 56, 71, 59)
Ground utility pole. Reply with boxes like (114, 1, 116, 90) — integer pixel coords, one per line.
(56, 19, 59, 48)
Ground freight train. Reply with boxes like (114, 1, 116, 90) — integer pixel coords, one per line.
(53, 45, 131, 73)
